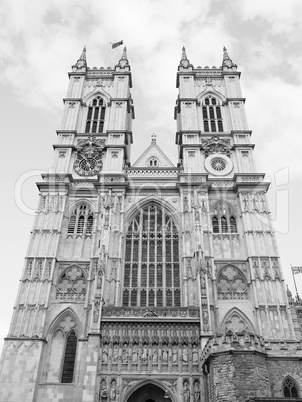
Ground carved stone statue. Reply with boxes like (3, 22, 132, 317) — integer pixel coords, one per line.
(102, 347, 108, 364)
(152, 347, 158, 363)
(122, 348, 128, 364)
(99, 379, 107, 401)
(142, 345, 148, 363)
(110, 379, 117, 401)
(182, 348, 188, 363)
(192, 348, 198, 364)
(183, 380, 190, 402)
(172, 345, 178, 363)
(162, 346, 168, 362)
(194, 381, 200, 402)
(132, 345, 138, 363)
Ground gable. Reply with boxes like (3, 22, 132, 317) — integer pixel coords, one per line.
(132, 142, 175, 168)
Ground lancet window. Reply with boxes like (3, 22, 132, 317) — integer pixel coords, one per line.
(202, 96, 223, 133)
(45, 313, 79, 384)
(85, 96, 106, 133)
(283, 377, 299, 397)
(122, 204, 181, 307)
(67, 204, 94, 236)
(61, 330, 77, 383)
(148, 157, 159, 167)
(211, 201, 237, 234)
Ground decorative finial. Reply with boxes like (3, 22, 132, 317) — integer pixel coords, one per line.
(118, 46, 129, 67)
(223, 46, 229, 60)
(121, 47, 128, 60)
(181, 46, 188, 61)
(222, 45, 235, 68)
(180, 46, 190, 68)
(73, 46, 87, 70)
(151, 133, 156, 144)
(80, 46, 86, 61)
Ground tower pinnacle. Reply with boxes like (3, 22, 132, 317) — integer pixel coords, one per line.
(73, 46, 87, 70)
(222, 45, 236, 68)
(118, 47, 129, 67)
(181, 46, 188, 61)
(179, 46, 190, 68)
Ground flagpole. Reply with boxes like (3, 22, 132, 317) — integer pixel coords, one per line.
(106, 43, 112, 68)
(291, 264, 300, 300)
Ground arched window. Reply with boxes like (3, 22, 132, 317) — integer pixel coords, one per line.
(85, 96, 106, 133)
(45, 313, 79, 384)
(204, 120, 209, 132)
(202, 97, 224, 133)
(86, 215, 93, 234)
(283, 376, 299, 397)
(67, 216, 76, 234)
(148, 157, 159, 167)
(202, 106, 208, 119)
(61, 330, 77, 383)
(211, 201, 238, 234)
(122, 204, 180, 307)
(212, 216, 219, 233)
(67, 204, 94, 236)
(221, 216, 228, 233)
(230, 216, 237, 233)
(77, 215, 85, 234)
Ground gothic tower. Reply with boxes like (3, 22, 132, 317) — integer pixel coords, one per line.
(0, 46, 301, 402)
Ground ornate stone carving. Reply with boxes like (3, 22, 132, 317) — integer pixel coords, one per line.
(56, 266, 87, 301)
(74, 136, 105, 176)
(201, 135, 232, 157)
(217, 265, 247, 300)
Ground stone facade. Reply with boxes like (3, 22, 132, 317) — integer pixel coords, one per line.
(0, 46, 301, 401)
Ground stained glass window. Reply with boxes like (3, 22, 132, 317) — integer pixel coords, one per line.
(122, 204, 181, 307)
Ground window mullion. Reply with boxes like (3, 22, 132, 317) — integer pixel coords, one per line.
(137, 209, 143, 306)
(162, 209, 166, 306)
(147, 207, 150, 306)
(75, 212, 80, 235)
(154, 208, 158, 306)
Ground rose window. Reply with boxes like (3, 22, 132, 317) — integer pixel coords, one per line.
(217, 266, 247, 300)
(56, 266, 87, 301)
(211, 158, 226, 171)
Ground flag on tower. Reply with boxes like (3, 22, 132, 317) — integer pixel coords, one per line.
(292, 266, 302, 274)
(111, 40, 123, 49)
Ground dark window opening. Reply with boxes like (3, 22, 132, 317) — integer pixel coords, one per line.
(61, 331, 77, 383)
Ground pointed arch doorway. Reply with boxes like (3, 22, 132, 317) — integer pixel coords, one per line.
(126, 383, 170, 402)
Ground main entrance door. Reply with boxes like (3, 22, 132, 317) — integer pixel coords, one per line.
(126, 383, 167, 402)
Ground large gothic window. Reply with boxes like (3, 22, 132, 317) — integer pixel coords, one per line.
(283, 377, 299, 397)
(67, 204, 94, 236)
(85, 96, 106, 133)
(122, 204, 181, 307)
(202, 96, 223, 133)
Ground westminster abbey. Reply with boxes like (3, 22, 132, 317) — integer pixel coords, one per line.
(0, 46, 302, 402)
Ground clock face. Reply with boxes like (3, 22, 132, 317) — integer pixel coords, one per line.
(74, 154, 103, 176)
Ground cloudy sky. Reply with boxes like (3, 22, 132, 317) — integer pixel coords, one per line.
(1, 0, 302, 350)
